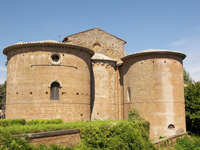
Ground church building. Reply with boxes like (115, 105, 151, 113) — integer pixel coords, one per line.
(3, 28, 186, 139)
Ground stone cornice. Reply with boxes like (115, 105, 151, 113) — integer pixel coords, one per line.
(121, 49, 186, 61)
(3, 41, 94, 56)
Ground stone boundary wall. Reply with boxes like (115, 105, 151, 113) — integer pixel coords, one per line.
(153, 132, 187, 148)
(14, 129, 81, 147)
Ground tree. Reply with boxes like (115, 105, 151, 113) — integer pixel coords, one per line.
(0, 81, 6, 110)
(183, 68, 194, 85)
(184, 81, 200, 134)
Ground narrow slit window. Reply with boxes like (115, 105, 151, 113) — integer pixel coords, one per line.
(50, 82, 60, 100)
(127, 87, 131, 102)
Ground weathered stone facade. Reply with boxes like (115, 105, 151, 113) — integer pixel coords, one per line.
(3, 28, 186, 140)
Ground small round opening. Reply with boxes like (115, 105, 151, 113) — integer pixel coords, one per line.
(52, 55, 60, 62)
(168, 124, 175, 129)
(49, 53, 63, 65)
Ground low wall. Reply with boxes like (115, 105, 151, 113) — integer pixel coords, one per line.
(153, 132, 187, 148)
(14, 129, 81, 147)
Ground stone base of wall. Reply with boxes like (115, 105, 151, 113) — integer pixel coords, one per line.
(14, 129, 81, 147)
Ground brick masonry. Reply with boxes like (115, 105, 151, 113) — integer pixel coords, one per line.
(3, 28, 187, 140)
(14, 129, 81, 147)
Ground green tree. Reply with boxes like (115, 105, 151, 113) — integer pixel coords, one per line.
(184, 81, 200, 134)
(0, 81, 6, 110)
(183, 68, 194, 84)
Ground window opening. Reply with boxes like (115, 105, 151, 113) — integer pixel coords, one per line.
(52, 55, 60, 62)
(127, 87, 131, 102)
(50, 82, 60, 100)
(168, 124, 175, 129)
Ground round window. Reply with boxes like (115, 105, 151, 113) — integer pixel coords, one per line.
(52, 55, 60, 62)
(49, 53, 63, 65)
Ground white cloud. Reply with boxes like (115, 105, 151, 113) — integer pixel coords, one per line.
(169, 33, 200, 81)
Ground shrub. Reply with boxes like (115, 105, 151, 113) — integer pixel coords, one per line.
(0, 131, 33, 150)
(0, 131, 73, 150)
(0, 119, 26, 127)
(27, 119, 63, 125)
(174, 135, 200, 150)
(0, 120, 157, 150)
(128, 108, 145, 121)
(76, 121, 156, 150)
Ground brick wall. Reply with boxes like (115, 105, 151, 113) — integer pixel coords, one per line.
(15, 129, 81, 147)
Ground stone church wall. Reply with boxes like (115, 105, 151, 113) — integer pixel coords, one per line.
(121, 52, 186, 139)
(5, 43, 93, 122)
(63, 28, 125, 60)
(91, 60, 118, 120)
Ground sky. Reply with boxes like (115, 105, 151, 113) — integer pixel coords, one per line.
(0, 0, 200, 83)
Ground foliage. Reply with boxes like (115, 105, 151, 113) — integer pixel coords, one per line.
(183, 68, 194, 85)
(0, 81, 6, 110)
(128, 108, 144, 121)
(0, 131, 72, 150)
(0, 131, 33, 150)
(0, 119, 26, 127)
(76, 121, 156, 150)
(184, 82, 200, 134)
(0, 120, 157, 150)
(174, 135, 200, 150)
(0, 120, 122, 135)
(27, 119, 63, 125)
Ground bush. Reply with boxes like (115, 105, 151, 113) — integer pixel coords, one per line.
(76, 121, 156, 150)
(0, 119, 26, 127)
(0, 131, 73, 150)
(0, 120, 157, 150)
(174, 135, 200, 150)
(0, 131, 33, 150)
(128, 108, 144, 121)
(27, 119, 63, 125)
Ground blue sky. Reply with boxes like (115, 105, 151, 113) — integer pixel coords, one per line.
(0, 0, 200, 83)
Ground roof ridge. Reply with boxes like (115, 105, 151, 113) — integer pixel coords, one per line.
(62, 27, 126, 44)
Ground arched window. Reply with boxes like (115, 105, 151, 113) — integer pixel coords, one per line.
(50, 82, 60, 100)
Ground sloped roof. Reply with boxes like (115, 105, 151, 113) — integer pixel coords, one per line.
(121, 49, 186, 61)
(3, 40, 94, 56)
(62, 27, 126, 44)
(91, 53, 117, 62)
